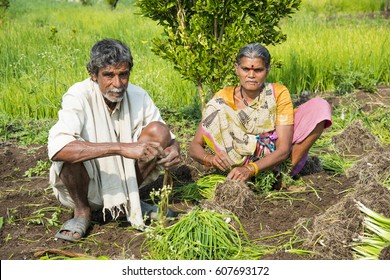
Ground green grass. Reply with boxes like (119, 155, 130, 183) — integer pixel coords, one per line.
(301, 0, 387, 13)
(0, 0, 196, 120)
(0, 112, 53, 144)
(0, 0, 388, 124)
(24, 159, 51, 178)
(267, 8, 389, 95)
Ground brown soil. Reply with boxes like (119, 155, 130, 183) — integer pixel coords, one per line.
(1, 87, 389, 260)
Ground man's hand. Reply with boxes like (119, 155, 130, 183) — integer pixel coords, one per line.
(121, 141, 164, 162)
(156, 141, 181, 169)
(52, 140, 165, 164)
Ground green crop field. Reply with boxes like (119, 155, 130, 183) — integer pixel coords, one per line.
(0, 0, 388, 123)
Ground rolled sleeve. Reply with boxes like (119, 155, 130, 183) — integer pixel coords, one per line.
(48, 93, 86, 160)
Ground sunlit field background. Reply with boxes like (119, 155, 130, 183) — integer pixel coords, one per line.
(0, 0, 389, 122)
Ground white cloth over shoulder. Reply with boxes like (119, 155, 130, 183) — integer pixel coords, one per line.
(48, 78, 169, 228)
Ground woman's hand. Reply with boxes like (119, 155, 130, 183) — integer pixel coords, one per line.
(227, 166, 253, 182)
(209, 151, 233, 172)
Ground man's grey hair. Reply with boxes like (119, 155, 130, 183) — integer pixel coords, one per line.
(235, 43, 271, 70)
(86, 38, 133, 75)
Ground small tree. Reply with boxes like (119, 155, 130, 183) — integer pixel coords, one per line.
(136, 0, 301, 108)
(107, 0, 119, 10)
(0, 0, 10, 26)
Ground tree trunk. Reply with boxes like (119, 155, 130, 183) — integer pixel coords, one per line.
(197, 79, 206, 111)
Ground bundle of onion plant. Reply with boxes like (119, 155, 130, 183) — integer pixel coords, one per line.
(142, 207, 272, 260)
(319, 152, 355, 175)
(352, 200, 390, 260)
(173, 174, 226, 201)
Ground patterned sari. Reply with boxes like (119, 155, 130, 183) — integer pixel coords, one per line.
(202, 83, 278, 166)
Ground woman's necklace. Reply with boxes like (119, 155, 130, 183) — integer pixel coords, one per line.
(239, 84, 264, 107)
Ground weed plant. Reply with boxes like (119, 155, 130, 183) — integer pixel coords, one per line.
(24, 159, 51, 178)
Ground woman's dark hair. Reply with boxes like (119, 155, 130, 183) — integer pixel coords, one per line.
(235, 43, 271, 70)
(86, 39, 133, 75)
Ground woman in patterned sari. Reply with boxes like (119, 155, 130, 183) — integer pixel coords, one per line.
(189, 43, 332, 185)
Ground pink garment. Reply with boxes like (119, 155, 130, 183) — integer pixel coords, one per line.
(290, 97, 332, 176)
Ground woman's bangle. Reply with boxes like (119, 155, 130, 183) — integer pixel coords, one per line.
(203, 154, 213, 167)
(244, 164, 255, 176)
(249, 162, 259, 175)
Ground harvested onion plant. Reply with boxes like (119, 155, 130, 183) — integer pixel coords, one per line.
(197, 174, 226, 199)
(352, 201, 390, 260)
(319, 152, 355, 175)
(144, 173, 273, 260)
(177, 160, 299, 203)
(143, 169, 307, 260)
(142, 207, 272, 260)
(173, 174, 226, 201)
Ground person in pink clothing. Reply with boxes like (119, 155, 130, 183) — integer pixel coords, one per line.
(189, 43, 332, 185)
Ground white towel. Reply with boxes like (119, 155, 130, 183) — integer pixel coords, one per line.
(90, 81, 144, 227)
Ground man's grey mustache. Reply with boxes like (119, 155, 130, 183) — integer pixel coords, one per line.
(108, 88, 125, 93)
